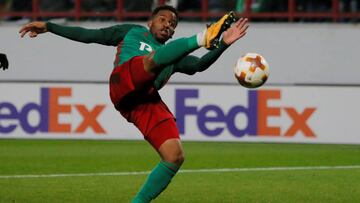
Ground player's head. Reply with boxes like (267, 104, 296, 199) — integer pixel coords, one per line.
(148, 5, 179, 44)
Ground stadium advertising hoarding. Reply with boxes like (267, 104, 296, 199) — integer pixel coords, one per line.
(0, 83, 359, 144)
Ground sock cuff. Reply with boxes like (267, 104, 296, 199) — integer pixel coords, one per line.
(160, 161, 180, 174)
(196, 29, 206, 47)
(188, 35, 201, 49)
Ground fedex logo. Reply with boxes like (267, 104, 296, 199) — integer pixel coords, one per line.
(0, 87, 106, 134)
(176, 89, 316, 138)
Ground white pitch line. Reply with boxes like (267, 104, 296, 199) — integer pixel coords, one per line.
(0, 165, 359, 179)
(179, 165, 360, 173)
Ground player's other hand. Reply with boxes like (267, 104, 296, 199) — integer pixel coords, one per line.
(0, 53, 9, 70)
(222, 18, 249, 45)
(19, 21, 47, 38)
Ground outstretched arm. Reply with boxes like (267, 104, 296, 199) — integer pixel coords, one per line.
(19, 22, 140, 46)
(154, 42, 229, 90)
(174, 40, 229, 75)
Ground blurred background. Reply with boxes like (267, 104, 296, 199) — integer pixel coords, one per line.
(0, 0, 359, 22)
(0, 1, 360, 202)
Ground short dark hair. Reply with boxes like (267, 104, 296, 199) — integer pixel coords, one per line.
(151, 5, 179, 25)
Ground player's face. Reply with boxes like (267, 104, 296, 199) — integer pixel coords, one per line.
(148, 10, 177, 44)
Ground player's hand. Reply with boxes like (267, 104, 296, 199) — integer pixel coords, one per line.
(0, 53, 9, 70)
(222, 18, 249, 45)
(19, 21, 47, 38)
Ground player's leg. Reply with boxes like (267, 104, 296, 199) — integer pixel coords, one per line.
(157, 138, 184, 166)
(132, 119, 183, 203)
(143, 11, 238, 74)
(132, 140, 183, 203)
(142, 36, 199, 75)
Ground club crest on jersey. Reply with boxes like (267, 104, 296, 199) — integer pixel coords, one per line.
(139, 42, 153, 52)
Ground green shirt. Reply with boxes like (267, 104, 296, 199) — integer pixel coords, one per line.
(109, 25, 162, 66)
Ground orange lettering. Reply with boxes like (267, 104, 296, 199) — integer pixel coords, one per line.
(284, 107, 316, 137)
(74, 104, 106, 134)
(257, 90, 281, 136)
(49, 88, 71, 132)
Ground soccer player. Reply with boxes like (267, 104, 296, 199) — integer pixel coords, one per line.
(0, 53, 9, 70)
(19, 5, 249, 202)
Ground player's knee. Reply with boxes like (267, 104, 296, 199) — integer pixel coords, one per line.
(164, 151, 185, 166)
(143, 53, 159, 74)
(176, 153, 185, 166)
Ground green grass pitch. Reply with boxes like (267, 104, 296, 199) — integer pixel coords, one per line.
(0, 139, 359, 203)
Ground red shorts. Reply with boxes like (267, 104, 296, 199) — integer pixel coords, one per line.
(109, 56, 179, 149)
(146, 118, 180, 150)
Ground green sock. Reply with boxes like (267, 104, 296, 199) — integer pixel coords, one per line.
(152, 35, 199, 66)
(132, 161, 179, 203)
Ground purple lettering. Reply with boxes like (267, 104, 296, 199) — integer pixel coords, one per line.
(0, 88, 49, 134)
(0, 103, 18, 133)
(175, 89, 198, 134)
(175, 89, 260, 138)
(198, 105, 225, 136)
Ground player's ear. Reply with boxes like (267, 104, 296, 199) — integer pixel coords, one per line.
(147, 19, 153, 28)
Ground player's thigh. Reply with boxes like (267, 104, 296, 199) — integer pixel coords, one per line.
(109, 56, 156, 104)
(128, 55, 157, 89)
(142, 51, 159, 74)
(146, 119, 184, 164)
